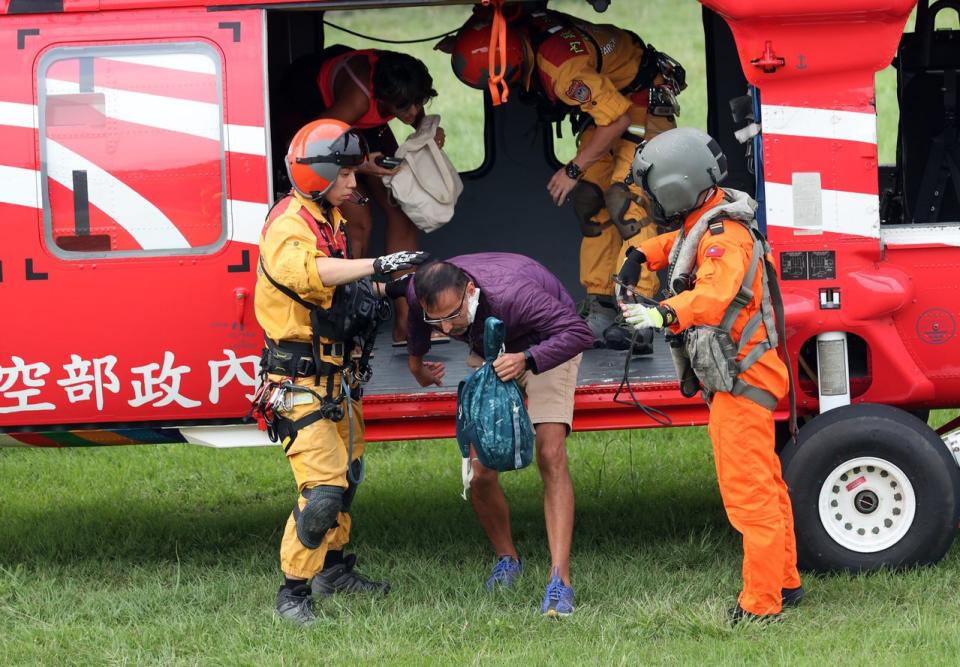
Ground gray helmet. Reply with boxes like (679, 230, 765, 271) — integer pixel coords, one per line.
(629, 127, 728, 229)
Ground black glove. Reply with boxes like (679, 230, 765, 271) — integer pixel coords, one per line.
(384, 273, 412, 300)
(373, 251, 431, 275)
(616, 247, 647, 288)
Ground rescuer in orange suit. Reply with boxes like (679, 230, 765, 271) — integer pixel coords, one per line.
(448, 6, 685, 349)
(255, 118, 429, 625)
(617, 128, 803, 623)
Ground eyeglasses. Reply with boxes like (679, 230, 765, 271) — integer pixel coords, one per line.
(422, 286, 468, 326)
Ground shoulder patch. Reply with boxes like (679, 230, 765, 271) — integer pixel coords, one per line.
(705, 245, 725, 258)
(708, 220, 725, 235)
(565, 79, 592, 103)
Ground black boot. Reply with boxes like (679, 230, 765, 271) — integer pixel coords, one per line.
(782, 585, 805, 608)
(603, 323, 654, 355)
(275, 583, 315, 626)
(311, 554, 391, 598)
(728, 603, 782, 626)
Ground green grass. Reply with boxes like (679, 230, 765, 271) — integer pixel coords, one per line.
(1, 412, 959, 664)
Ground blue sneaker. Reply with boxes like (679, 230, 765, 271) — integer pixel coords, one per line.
(541, 573, 575, 618)
(485, 555, 522, 591)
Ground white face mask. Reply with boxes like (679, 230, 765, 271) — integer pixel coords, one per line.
(466, 287, 482, 325)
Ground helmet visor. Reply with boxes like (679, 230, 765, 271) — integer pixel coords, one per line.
(296, 131, 368, 168)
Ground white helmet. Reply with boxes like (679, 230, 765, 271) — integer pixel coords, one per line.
(630, 127, 728, 229)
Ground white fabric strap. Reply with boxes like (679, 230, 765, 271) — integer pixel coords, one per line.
(461, 457, 476, 500)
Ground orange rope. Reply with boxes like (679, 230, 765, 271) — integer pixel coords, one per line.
(484, 0, 509, 106)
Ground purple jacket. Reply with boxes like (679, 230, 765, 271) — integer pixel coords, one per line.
(406, 253, 594, 373)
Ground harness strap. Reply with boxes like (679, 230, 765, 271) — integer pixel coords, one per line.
(718, 235, 763, 332)
(737, 311, 765, 354)
(764, 254, 799, 438)
(619, 33, 661, 95)
(277, 410, 328, 453)
(737, 339, 770, 374)
(731, 379, 778, 410)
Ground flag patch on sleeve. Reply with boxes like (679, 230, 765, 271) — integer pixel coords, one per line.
(705, 246, 725, 258)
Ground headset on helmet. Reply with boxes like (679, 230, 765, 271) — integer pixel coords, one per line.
(450, 14, 531, 92)
(286, 119, 368, 201)
(629, 127, 728, 230)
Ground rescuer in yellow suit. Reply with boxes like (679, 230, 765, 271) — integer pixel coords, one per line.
(449, 7, 685, 348)
(254, 118, 429, 626)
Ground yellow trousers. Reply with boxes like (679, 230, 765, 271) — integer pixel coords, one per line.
(579, 105, 675, 298)
(274, 372, 366, 580)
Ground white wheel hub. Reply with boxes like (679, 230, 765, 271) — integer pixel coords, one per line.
(817, 456, 916, 553)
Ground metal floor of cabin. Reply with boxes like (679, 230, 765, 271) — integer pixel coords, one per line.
(362, 334, 678, 396)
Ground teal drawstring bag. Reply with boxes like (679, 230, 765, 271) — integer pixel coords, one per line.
(456, 317, 535, 497)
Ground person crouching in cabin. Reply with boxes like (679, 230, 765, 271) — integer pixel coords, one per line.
(403, 255, 594, 617)
(616, 128, 803, 624)
(254, 118, 430, 626)
(447, 6, 683, 351)
(280, 46, 444, 345)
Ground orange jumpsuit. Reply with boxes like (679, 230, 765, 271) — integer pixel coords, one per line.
(533, 14, 675, 298)
(255, 193, 365, 581)
(636, 188, 801, 615)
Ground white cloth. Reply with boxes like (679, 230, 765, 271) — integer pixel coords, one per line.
(382, 114, 462, 233)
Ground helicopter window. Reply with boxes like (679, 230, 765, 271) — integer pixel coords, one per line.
(38, 43, 227, 258)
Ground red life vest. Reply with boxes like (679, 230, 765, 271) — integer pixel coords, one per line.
(317, 49, 394, 129)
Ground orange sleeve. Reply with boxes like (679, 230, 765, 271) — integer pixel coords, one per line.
(660, 232, 749, 332)
(637, 230, 680, 271)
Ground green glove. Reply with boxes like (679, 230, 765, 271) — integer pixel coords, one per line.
(622, 304, 664, 330)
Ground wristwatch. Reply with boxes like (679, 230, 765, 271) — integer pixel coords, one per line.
(564, 161, 583, 180)
(523, 350, 538, 373)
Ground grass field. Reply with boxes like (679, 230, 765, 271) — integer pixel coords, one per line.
(5, 1, 960, 665)
(2, 413, 960, 665)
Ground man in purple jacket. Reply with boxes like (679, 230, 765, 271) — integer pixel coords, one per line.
(404, 253, 594, 618)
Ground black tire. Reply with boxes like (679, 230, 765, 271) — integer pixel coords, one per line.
(783, 403, 960, 572)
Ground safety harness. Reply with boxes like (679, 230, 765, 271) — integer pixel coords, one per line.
(666, 189, 797, 432)
(250, 196, 386, 464)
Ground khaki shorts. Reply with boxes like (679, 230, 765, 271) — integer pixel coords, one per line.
(466, 352, 582, 429)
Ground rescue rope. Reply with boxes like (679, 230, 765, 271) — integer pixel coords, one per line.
(321, 19, 458, 45)
(612, 329, 673, 427)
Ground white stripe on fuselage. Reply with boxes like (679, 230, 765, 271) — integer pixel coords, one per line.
(46, 140, 190, 249)
(102, 54, 217, 75)
(765, 181, 880, 238)
(0, 164, 41, 209)
(0, 161, 262, 248)
(762, 104, 877, 145)
(881, 224, 960, 248)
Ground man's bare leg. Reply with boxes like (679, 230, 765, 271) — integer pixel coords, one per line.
(535, 423, 574, 584)
(469, 447, 518, 559)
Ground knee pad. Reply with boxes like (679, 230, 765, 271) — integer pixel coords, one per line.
(604, 182, 642, 240)
(570, 181, 607, 238)
(296, 485, 345, 549)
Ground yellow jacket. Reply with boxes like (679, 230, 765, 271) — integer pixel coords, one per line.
(254, 192, 349, 363)
(533, 16, 645, 126)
